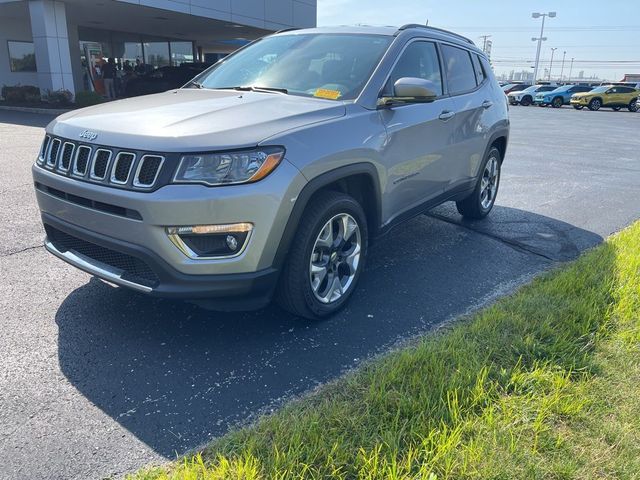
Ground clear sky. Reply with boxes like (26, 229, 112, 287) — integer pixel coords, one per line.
(317, 0, 639, 82)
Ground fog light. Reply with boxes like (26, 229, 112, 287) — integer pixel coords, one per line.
(167, 223, 253, 259)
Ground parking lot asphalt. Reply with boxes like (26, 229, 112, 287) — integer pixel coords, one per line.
(1, 106, 639, 480)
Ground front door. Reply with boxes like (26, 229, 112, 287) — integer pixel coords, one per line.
(378, 40, 456, 223)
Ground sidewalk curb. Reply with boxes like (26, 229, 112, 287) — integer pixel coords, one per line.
(0, 105, 72, 115)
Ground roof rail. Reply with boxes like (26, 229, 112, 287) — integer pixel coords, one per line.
(275, 27, 300, 34)
(396, 24, 475, 45)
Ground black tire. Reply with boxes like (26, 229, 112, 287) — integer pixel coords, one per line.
(573, 105, 584, 110)
(612, 106, 621, 111)
(552, 97, 563, 108)
(628, 99, 638, 112)
(520, 96, 532, 106)
(456, 147, 501, 220)
(588, 98, 602, 111)
(276, 191, 368, 319)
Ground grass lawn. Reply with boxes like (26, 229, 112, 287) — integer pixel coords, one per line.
(129, 221, 640, 480)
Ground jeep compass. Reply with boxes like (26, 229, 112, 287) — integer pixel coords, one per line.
(33, 25, 509, 319)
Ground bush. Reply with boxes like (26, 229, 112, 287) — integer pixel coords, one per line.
(1, 84, 41, 103)
(74, 90, 105, 108)
(44, 89, 73, 107)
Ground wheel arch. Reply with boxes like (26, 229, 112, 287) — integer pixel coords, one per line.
(272, 162, 382, 270)
(487, 130, 509, 165)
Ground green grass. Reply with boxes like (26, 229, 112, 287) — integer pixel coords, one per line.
(129, 221, 640, 480)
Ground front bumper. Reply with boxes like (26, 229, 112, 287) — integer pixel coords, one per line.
(33, 158, 306, 305)
(570, 98, 587, 106)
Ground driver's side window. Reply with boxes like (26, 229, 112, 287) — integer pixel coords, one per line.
(383, 41, 443, 97)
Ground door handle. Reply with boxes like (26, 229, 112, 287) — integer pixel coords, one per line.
(439, 110, 456, 121)
(482, 100, 494, 109)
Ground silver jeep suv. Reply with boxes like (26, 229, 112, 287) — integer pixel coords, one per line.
(33, 25, 509, 319)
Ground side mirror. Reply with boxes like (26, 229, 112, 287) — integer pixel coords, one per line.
(378, 77, 438, 107)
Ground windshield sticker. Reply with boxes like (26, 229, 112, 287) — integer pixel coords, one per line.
(314, 89, 342, 100)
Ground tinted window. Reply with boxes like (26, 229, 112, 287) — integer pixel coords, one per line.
(618, 86, 634, 93)
(385, 41, 443, 96)
(539, 86, 556, 92)
(441, 44, 477, 95)
(471, 54, 486, 85)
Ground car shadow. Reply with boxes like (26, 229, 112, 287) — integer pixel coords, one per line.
(55, 205, 603, 457)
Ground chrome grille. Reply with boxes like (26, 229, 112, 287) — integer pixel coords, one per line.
(74, 146, 92, 176)
(111, 152, 135, 184)
(59, 142, 75, 172)
(37, 135, 165, 190)
(90, 149, 112, 180)
(47, 138, 61, 167)
(39, 135, 51, 164)
(134, 155, 164, 188)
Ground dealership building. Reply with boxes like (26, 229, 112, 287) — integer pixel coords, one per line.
(0, 0, 316, 96)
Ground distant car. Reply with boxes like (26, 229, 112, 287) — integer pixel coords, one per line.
(570, 85, 640, 111)
(533, 84, 593, 108)
(502, 83, 530, 95)
(507, 85, 556, 106)
(124, 63, 211, 97)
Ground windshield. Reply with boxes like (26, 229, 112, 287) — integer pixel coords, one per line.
(521, 86, 539, 93)
(589, 86, 609, 93)
(193, 33, 393, 101)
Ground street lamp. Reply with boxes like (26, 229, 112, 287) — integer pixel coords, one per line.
(531, 11, 556, 84)
(559, 50, 567, 82)
(568, 57, 574, 82)
(549, 47, 557, 81)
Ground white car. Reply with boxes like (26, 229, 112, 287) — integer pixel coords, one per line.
(508, 85, 557, 106)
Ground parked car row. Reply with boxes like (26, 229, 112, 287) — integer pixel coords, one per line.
(505, 83, 639, 112)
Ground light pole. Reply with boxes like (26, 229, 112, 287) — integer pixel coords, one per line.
(479, 35, 492, 53)
(531, 11, 556, 84)
(568, 57, 574, 82)
(559, 50, 567, 82)
(549, 48, 557, 81)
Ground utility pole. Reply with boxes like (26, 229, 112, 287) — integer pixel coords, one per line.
(549, 47, 557, 81)
(559, 50, 567, 82)
(531, 11, 556, 84)
(479, 35, 492, 53)
(568, 57, 574, 82)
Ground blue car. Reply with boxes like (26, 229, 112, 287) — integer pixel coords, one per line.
(534, 84, 594, 108)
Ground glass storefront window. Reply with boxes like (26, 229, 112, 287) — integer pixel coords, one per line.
(170, 41, 194, 66)
(8, 41, 37, 72)
(144, 42, 170, 69)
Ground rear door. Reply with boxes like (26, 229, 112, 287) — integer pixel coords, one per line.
(378, 40, 456, 218)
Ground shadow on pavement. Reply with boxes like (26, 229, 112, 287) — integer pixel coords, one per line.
(55, 206, 602, 457)
(0, 110, 57, 128)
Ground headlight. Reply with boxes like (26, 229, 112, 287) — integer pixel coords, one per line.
(173, 147, 285, 186)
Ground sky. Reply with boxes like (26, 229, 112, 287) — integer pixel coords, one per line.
(317, 0, 639, 81)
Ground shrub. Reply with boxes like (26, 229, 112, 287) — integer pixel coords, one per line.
(44, 89, 73, 107)
(1, 84, 41, 103)
(74, 90, 105, 108)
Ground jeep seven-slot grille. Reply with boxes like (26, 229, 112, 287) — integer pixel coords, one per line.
(38, 135, 165, 191)
(45, 225, 159, 287)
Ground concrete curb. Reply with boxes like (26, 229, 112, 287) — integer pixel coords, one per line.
(0, 105, 72, 115)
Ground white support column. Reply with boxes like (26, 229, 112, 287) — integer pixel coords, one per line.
(28, 0, 75, 96)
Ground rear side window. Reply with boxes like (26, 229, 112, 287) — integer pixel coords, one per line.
(385, 41, 443, 96)
(441, 44, 477, 95)
(471, 54, 486, 85)
(618, 86, 634, 93)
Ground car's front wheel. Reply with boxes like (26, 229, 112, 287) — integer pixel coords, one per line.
(629, 99, 638, 112)
(277, 191, 367, 319)
(520, 96, 532, 106)
(588, 98, 602, 111)
(456, 147, 501, 219)
(552, 97, 563, 108)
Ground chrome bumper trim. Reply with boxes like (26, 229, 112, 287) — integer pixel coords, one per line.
(44, 239, 153, 293)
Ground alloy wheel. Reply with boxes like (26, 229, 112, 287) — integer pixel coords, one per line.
(309, 213, 361, 304)
(480, 155, 499, 210)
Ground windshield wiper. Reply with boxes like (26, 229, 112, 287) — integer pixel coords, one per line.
(188, 81, 204, 89)
(217, 86, 288, 94)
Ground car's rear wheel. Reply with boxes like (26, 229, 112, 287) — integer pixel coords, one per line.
(629, 99, 638, 112)
(552, 97, 563, 108)
(588, 98, 602, 111)
(276, 191, 367, 319)
(520, 96, 532, 106)
(573, 105, 583, 110)
(456, 147, 501, 219)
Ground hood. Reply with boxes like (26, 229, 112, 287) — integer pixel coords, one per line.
(571, 92, 591, 98)
(49, 89, 346, 151)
